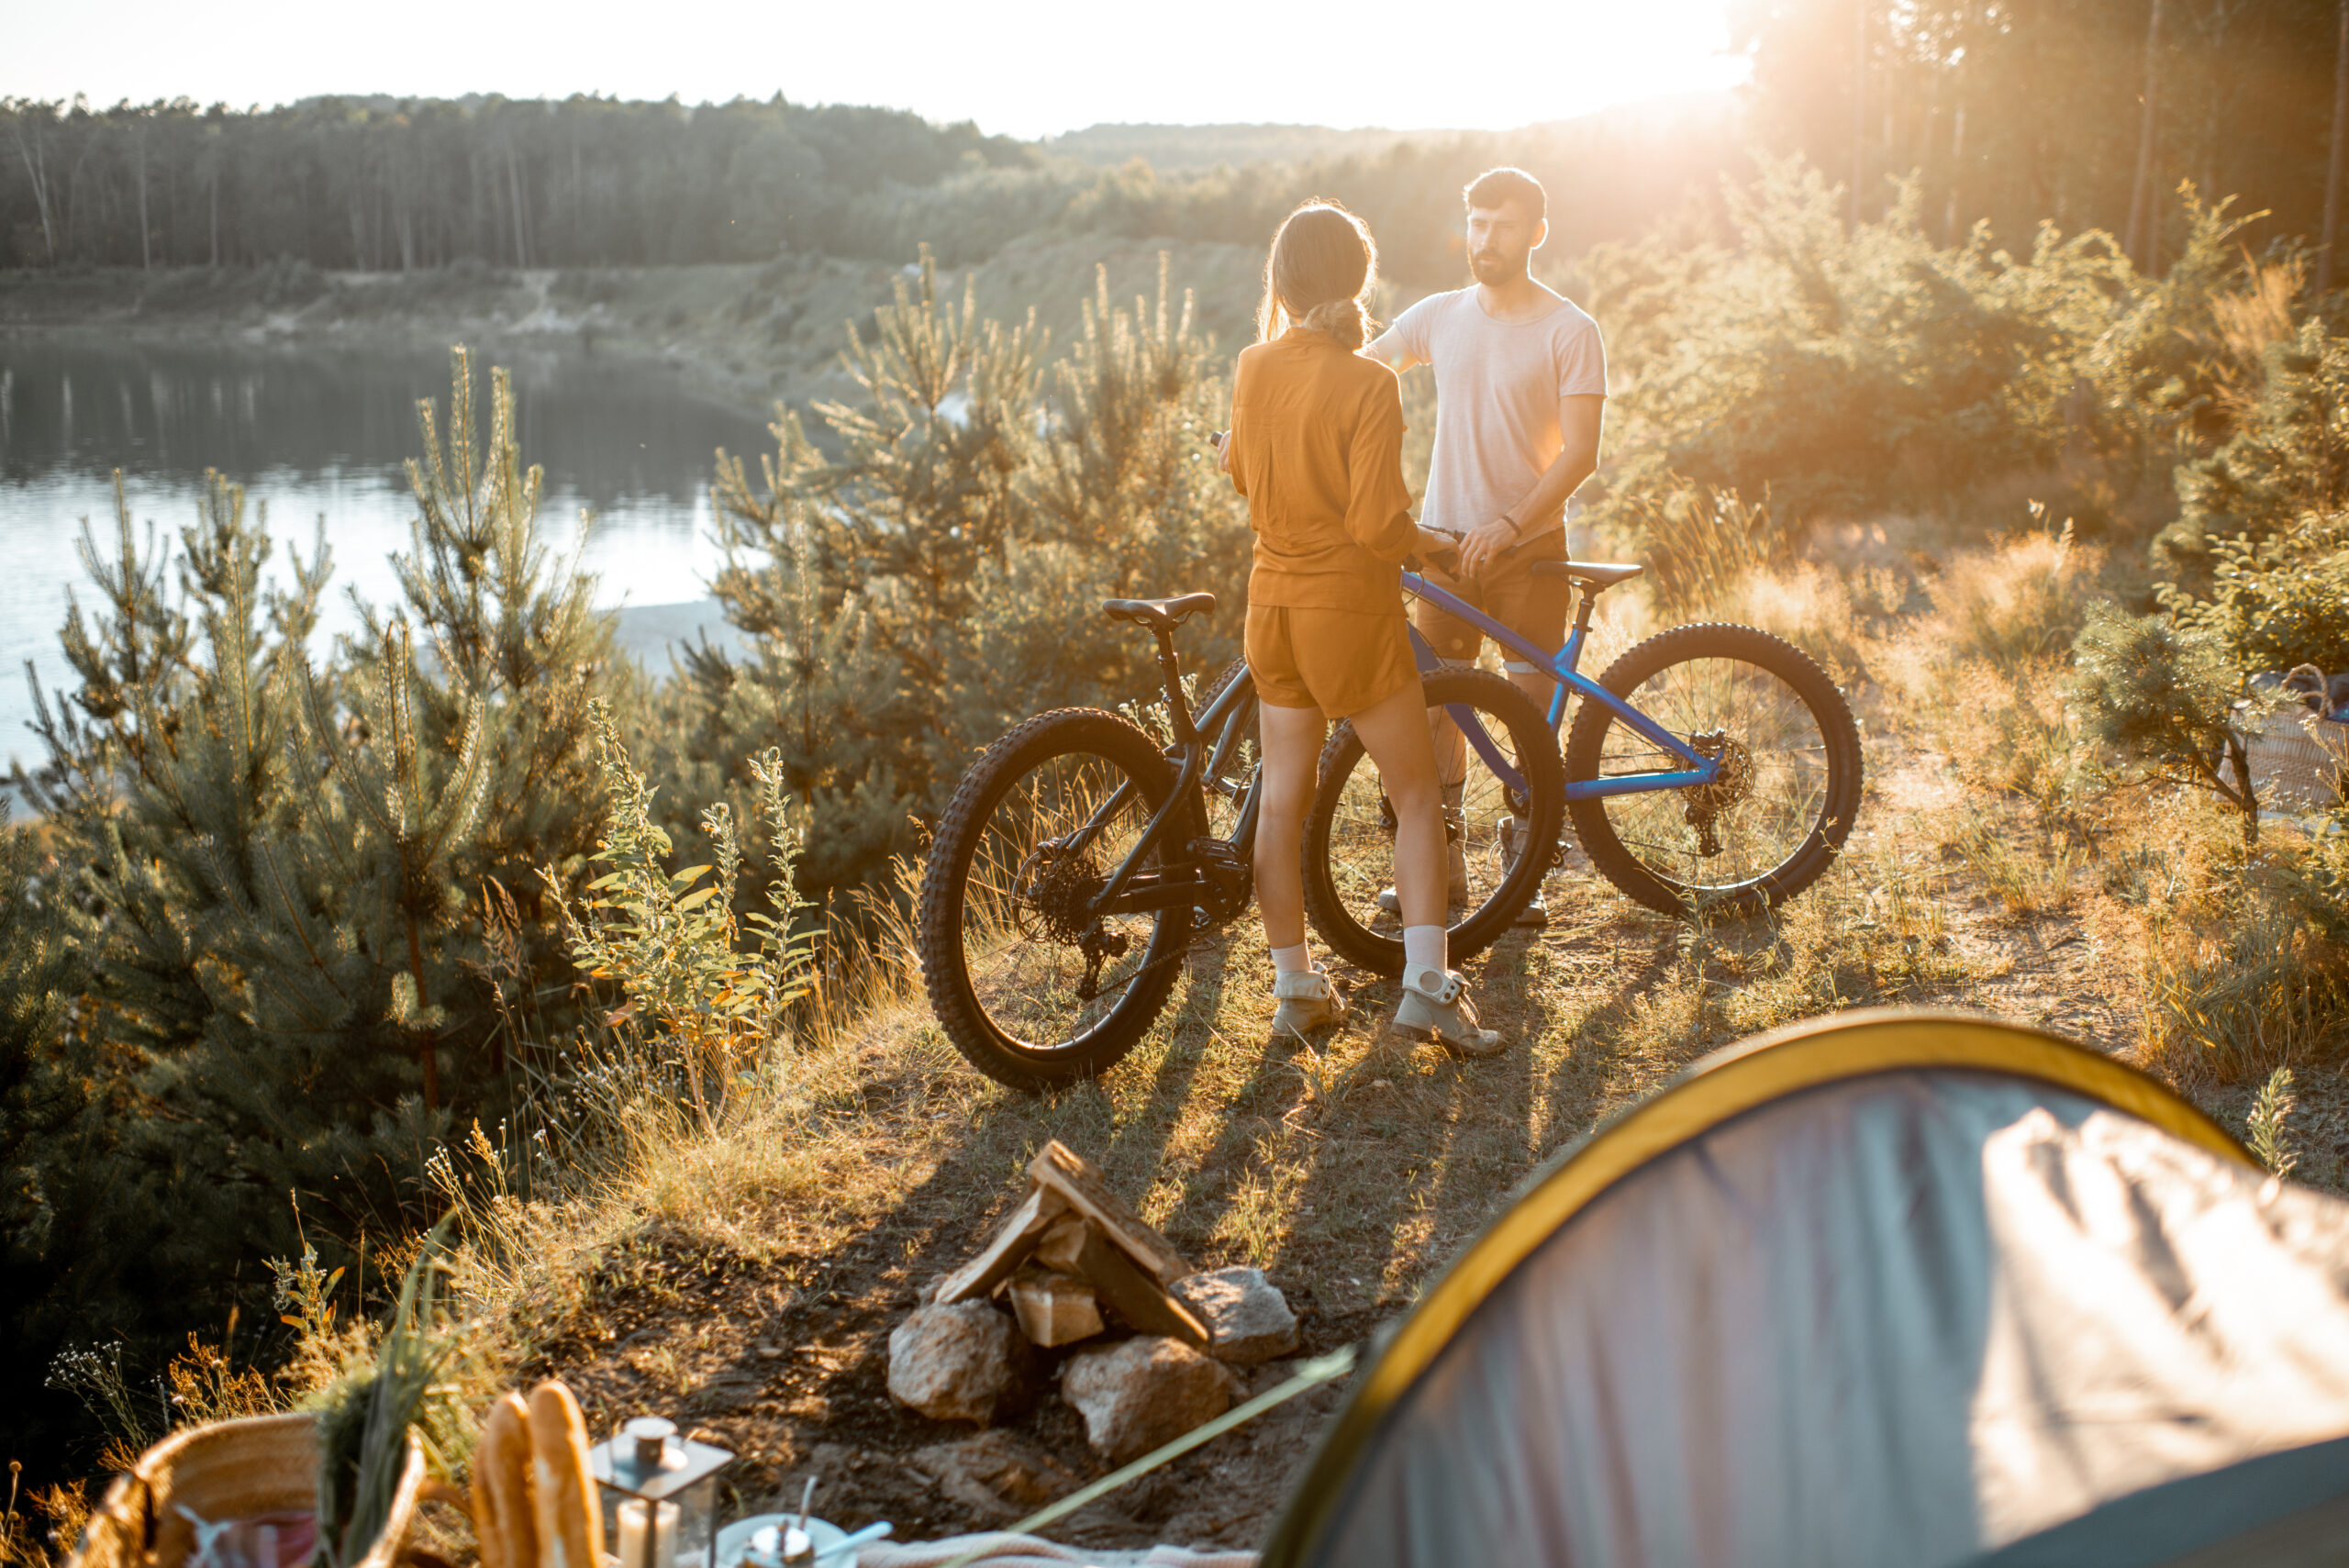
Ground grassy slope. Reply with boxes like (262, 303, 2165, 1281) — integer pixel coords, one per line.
(427, 539, 2343, 1548)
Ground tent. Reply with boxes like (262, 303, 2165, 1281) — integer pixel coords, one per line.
(1259, 1009, 2349, 1568)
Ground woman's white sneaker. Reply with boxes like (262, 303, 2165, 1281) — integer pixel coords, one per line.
(1271, 968, 1349, 1043)
(1393, 969, 1502, 1058)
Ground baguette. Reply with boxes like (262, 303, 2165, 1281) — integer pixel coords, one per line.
(526, 1381, 604, 1568)
(474, 1391, 538, 1568)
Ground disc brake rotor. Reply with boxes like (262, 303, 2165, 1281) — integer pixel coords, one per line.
(1683, 729, 1755, 858)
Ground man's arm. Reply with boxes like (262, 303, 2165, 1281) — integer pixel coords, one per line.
(1455, 395, 1606, 577)
(1364, 323, 1422, 372)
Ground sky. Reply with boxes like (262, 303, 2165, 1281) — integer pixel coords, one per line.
(3, 0, 1751, 139)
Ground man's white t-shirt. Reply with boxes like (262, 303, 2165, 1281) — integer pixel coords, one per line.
(1372, 287, 1609, 554)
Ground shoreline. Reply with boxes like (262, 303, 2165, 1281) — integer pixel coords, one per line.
(0, 239, 1266, 417)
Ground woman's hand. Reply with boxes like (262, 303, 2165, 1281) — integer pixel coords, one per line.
(1415, 526, 1462, 563)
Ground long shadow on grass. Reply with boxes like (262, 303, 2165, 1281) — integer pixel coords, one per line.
(1085, 926, 1241, 1228)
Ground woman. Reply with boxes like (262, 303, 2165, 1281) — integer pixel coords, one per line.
(1223, 202, 1501, 1057)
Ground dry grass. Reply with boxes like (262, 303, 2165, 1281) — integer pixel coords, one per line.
(55, 519, 2335, 1552)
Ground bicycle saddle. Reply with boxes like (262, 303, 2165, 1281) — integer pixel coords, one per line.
(1103, 592, 1218, 632)
(1529, 560, 1645, 589)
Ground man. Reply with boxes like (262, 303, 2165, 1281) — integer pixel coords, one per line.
(1366, 165, 1607, 927)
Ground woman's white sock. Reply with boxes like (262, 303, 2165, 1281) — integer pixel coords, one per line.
(1272, 942, 1313, 976)
(1402, 925, 1447, 995)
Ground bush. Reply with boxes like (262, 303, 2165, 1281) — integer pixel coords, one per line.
(651, 251, 1252, 916)
(1583, 160, 2243, 535)
(2165, 508, 2349, 673)
(2068, 603, 2253, 832)
(2159, 320, 2349, 591)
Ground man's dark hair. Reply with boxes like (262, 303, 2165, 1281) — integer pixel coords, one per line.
(1464, 167, 1546, 221)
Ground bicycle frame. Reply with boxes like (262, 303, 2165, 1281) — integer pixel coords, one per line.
(1066, 657, 1264, 919)
(1066, 565, 1721, 924)
(1400, 567, 1722, 802)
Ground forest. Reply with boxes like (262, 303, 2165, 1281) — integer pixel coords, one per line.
(6, 2, 2346, 283)
(10, 0, 2349, 1539)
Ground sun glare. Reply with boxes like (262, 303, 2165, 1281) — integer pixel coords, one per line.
(6, 0, 1748, 136)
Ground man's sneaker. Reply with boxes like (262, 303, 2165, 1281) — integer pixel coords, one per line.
(1271, 968, 1348, 1044)
(1376, 832, 1471, 915)
(1393, 968, 1503, 1058)
(1500, 815, 1550, 929)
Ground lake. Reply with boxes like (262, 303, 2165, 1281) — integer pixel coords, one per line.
(0, 335, 774, 779)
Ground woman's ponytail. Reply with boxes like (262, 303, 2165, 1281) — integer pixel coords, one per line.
(1298, 297, 1368, 350)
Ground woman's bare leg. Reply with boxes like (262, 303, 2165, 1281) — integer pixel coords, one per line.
(1254, 701, 1327, 951)
(1348, 680, 1447, 931)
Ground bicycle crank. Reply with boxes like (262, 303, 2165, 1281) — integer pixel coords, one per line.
(1683, 729, 1755, 858)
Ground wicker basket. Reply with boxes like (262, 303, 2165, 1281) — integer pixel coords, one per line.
(2242, 710, 2349, 813)
(71, 1413, 426, 1568)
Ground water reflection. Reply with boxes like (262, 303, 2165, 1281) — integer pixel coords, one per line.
(0, 336, 774, 772)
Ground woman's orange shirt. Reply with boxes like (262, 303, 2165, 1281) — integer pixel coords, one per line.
(1228, 328, 1418, 616)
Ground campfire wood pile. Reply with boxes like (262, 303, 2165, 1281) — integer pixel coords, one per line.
(888, 1141, 1302, 1463)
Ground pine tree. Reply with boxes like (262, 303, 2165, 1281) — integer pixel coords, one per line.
(8, 349, 619, 1406)
(662, 252, 1249, 913)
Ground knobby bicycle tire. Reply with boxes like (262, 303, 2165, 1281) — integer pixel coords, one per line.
(918, 707, 1188, 1091)
(1302, 667, 1565, 975)
(1563, 622, 1863, 917)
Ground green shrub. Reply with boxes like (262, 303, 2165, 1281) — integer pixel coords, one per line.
(654, 251, 1252, 915)
(2159, 321, 2349, 591)
(2067, 603, 2252, 831)
(2164, 508, 2349, 673)
(1583, 161, 2243, 534)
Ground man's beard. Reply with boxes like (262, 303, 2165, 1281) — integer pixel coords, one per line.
(1471, 249, 1530, 284)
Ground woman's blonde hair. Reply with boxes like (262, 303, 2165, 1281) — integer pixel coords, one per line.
(1257, 200, 1378, 350)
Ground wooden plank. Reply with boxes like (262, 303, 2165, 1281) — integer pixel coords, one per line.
(1043, 1217, 1208, 1349)
(1008, 1270, 1105, 1348)
(937, 1184, 1067, 1305)
(1027, 1140, 1192, 1285)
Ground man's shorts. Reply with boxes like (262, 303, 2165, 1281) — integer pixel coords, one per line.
(1411, 562, 1573, 674)
(1246, 605, 1419, 718)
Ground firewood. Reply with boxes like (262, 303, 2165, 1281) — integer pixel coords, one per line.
(1007, 1269, 1105, 1347)
(1028, 1140, 1191, 1285)
(936, 1184, 1069, 1305)
(1037, 1215, 1208, 1348)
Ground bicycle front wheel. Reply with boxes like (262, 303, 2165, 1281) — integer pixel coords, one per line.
(918, 708, 1189, 1091)
(1303, 667, 1564, 975)
(1563, 622, 1862, 917)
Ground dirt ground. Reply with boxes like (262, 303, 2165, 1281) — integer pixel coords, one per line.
(494, 735, 2331, 1551)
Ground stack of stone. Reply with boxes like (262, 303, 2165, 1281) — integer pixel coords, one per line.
(886, 1140, 1302, 1463)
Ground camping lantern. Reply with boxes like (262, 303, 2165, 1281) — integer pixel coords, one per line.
(588, 1417, 734, 1568)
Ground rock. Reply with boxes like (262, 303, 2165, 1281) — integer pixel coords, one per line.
(1170, 1266, 1301, 1365)
(907, 1430, 1082, 1520)
(887, 1301, 1036, 1424)
(1061, 1335, 1234, 1462)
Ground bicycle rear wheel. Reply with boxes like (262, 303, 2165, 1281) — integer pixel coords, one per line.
(1303, 667, 1564, 975)
(918, 708, 1189, 1091)
(1563, 622, 1862, 917)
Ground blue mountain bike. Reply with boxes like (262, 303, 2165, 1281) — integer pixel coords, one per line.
(917, 550, 1860, 1091)
(1302, 551, 1864, 972)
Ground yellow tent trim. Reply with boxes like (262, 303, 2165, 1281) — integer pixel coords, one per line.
(1260, 1008, 2256, 1568)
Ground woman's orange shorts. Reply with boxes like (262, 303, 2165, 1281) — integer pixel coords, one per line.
(1245, 604, 1419, 718)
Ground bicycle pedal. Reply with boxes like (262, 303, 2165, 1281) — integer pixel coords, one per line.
(1184, 837, 1253, 921)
